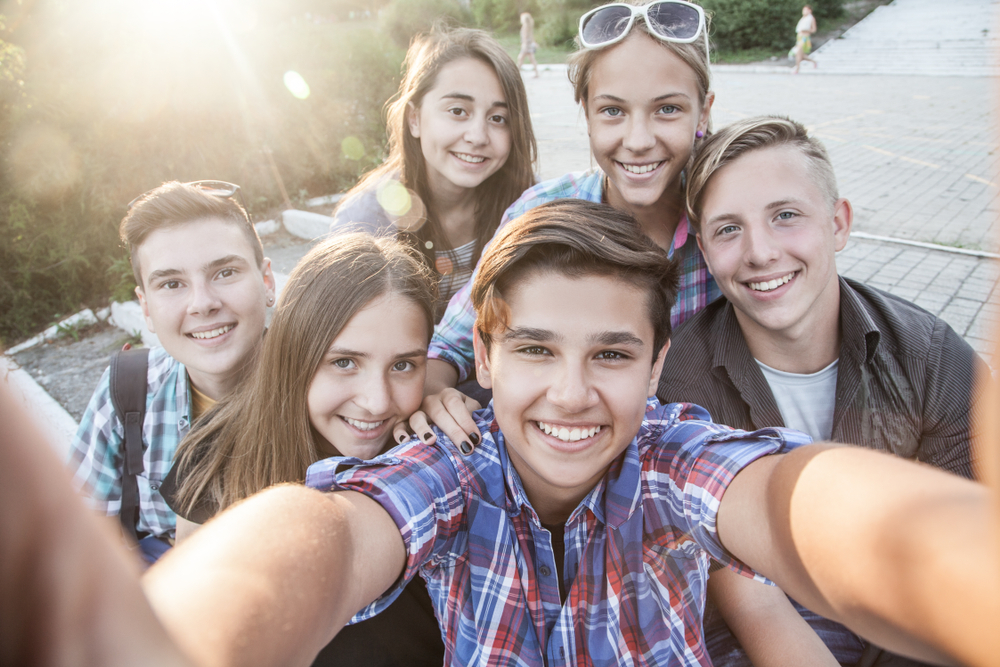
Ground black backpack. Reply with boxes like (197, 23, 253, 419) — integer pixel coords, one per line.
(108, 347, 150, 544)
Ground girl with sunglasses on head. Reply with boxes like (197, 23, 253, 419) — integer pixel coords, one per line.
(407, 4, 845, 666)
(159, 234, 445, 667)
(331, 25, 537, 321)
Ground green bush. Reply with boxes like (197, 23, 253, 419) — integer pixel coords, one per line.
(0, 3, 403, 345)
(536, 0, 603, 47)
(470, 0, 538, 33)
(380, 0, 472, 48)
(704, 0, 842, 52)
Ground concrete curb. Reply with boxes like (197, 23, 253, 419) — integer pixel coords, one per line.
(1, 355, 78, 459)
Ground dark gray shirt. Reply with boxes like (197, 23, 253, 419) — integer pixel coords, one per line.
(658, 276, 984, 479)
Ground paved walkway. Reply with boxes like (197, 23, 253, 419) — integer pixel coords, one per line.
(522, 0, 1000, 361)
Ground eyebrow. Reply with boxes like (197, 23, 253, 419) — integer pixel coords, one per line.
(502, 326, 555, 343)
(145, 255, 250, 284)
(590, 331, 645, 347)
(501, 327, 645, 348)
(592, 92, 690, 104)
(441, 93, 508, 109)
(325, 347, 428, 359)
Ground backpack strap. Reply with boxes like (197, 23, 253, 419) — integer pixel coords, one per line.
(109, 347, 150, 543)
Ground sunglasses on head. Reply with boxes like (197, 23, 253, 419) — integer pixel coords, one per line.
(579, 0, 707, 51)
(127, 180, 251, 222)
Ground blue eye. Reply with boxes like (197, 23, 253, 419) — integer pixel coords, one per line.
(601, 107, 623, 118)
(657, 105, 680, 114)
(777, 211, 796, 220)
(333, 358, 356, 369)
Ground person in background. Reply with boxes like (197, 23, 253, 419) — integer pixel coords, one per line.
(659, 115, 987, 667)
(160, 233, 444, 667)
(792, 5, 818, 74)
(517, 12, 540, 78)
(67, 181, 274, 565)
(330, 26, 536, 320)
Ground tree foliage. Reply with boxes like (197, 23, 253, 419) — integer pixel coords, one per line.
(703, 0, 843, 52)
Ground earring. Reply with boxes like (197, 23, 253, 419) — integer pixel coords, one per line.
(267, 296, 274, 305)
(696, 130, 704, 139)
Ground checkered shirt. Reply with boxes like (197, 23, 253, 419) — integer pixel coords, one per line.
(67, 346, 189, 539)
(305, 399, 809, 667)
(427, 169, 722, 382)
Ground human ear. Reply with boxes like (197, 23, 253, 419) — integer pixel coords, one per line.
(260, 257, 277, 307)
(832, 198, 853, 252)
(472, 328, 493, 389)
(695, 233, 714, 275)
(135, 285, 156, 334)
(697, 91, 715, 138)
(648, 340, 670, 397)
(407, 102, 421, 139)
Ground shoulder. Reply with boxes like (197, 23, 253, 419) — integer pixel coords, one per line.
(502, 169, 603, 221)
(658, 299, 729, 393)
(331, 173, 396, 234)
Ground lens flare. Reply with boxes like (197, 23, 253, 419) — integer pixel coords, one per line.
(341, 136, 365, 160)
(283, 71, 310, 99)
(377, 179, 412, 217)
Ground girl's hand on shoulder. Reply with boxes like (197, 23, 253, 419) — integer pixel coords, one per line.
(393, 389, 482, 455)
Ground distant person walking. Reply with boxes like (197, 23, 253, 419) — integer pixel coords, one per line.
(792, 4, 818, 73)
(517, 12, 540, 77)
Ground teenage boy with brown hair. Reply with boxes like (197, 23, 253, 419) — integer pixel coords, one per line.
(138, 199, 998, 667)
(68, 181, 275, 562)
(658, 116, 986, 666)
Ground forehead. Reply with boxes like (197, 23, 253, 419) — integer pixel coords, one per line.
(135, 218, 257, 277)
(424, 57, 504, 101)
(702, 146, 827, 214)
(500, 270, 654, 343)
(587, 32, 701, 103)
(331, 294, 430, 350)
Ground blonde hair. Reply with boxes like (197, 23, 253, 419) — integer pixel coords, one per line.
(685, 115, 839, 232)
(172, 233, 436, 516)
(345, 26, 536, 270)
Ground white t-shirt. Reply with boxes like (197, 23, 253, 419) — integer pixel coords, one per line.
(755, 358, 839, 442)
(796, 14, 814, 33)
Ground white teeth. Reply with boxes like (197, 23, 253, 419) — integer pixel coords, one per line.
(343, 417, 385, 431)
(620, 161, 662, 175)
(189, 324, 234, 339)
(749, 273, 795, 292)
(454, 153, 486, 164)
(536, 421, 602, 443)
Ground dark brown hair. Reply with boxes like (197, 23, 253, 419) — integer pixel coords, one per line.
(173, 233, 436, 515)
(120, 181, 263, 287)
(343, 25, 537, 269)
(472, 199, 679, 359)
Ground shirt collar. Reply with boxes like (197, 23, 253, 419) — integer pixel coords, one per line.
(837, 276, 881, 364)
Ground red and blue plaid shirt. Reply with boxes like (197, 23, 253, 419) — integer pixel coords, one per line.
(427, 169, 722, 382)
(305, 400, 809, 666)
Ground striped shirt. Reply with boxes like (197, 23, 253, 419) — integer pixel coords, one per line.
(427, 169, 721, 382)
(67, 346, 189, 539)
(305, 399, 809, 667)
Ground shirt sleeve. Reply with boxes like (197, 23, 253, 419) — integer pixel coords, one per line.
(305, 440, 467, 619)
(330, 187, 395, 237)
(66, 366, 124, 515)
(644, 409, 812, 578)
(918, 319, 985, 479)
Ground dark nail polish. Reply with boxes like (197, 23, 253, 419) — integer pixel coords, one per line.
(423, 432, 433, 441)
(469, 432, 480, 445)
(459, 440, 473, 456)
(398, 433, 408, 444)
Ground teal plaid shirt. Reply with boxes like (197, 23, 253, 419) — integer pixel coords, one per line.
(428, 169, 721, 382)
(67, 346, 189, 539)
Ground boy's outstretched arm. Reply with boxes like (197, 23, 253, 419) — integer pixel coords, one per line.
(143, 487, 405, 667)
(718, 443, 1000, 667)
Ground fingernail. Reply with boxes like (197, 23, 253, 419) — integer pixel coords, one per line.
(423, 432, 433, 442)
(398, 433, 408, 444)
(459, 441, 473, 456)
(469, 432, 480, 445)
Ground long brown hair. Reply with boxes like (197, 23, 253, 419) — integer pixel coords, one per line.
(173, 234, 436, 515)
(344, 25, 537, 268)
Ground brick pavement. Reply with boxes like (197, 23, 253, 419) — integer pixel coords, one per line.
(520, 63, 1000, 361)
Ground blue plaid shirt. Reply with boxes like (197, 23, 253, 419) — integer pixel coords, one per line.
(428, 169, 722, 382)
(67, 346, 189, 539)
(306, 399, 809, 667)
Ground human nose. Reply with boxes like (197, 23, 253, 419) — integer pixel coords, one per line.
(463, 115, 489, 146)
(546, 358, 598, 414)
(356, 372, 392, 416)
(187, 280, 222, 316)
(743, 223, 780, 267)
(622, 116, 656, 154)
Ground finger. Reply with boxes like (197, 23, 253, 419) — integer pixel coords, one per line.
(439, 391, 484, 456)
(406, 411, 436, 446)
(391, 421, 411, 446)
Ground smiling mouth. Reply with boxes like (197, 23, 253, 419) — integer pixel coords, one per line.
(618, 161, 663, 175)
(536, 420, 603, 443)
(454, 152, 486, 164)
(188, 324, 234, 340)
(748, 272, 796, 292)
(341, 416, 386, 432)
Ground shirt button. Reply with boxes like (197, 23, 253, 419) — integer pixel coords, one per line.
(539, 565, 551, 577)
(150, 483, 159, 491)
(178, 418, 188, 428)
(559, 647, 565, 658)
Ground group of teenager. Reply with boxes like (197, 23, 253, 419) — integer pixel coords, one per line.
(23, 0, 995, 665)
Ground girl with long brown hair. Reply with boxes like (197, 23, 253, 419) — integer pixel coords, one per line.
(331, 25, 537, 318)
(160, 233, 444, 667)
